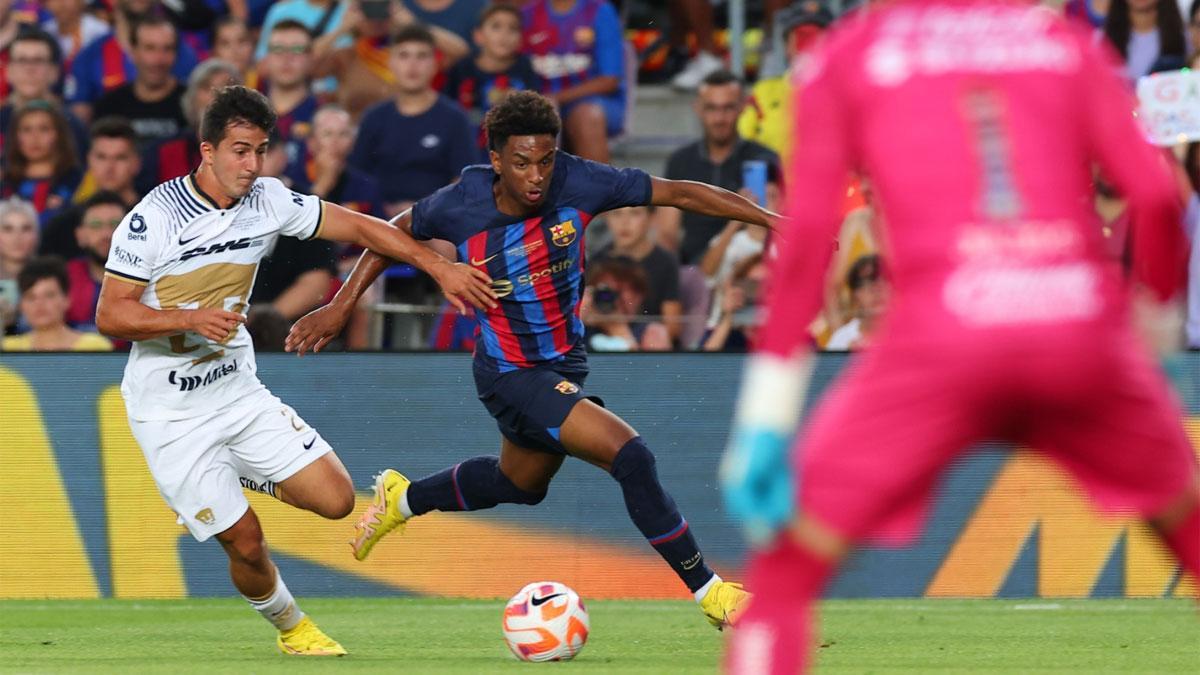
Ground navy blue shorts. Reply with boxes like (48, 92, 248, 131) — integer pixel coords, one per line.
(473, 360, 603, 455)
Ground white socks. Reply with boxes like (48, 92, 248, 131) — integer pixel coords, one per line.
(244, 571, 305, 631)
(694, 573, 723, 603)
(398, 489, 414, 519)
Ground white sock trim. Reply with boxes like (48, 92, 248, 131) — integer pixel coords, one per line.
(694, 573, 722, 603)
(398, 489, 414, 519)
(243, 571, 305, 632)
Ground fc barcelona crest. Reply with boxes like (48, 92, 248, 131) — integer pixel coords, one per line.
(550, 221, 577, 247)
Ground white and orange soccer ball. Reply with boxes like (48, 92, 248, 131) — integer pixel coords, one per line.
(501, 581, 590, 662)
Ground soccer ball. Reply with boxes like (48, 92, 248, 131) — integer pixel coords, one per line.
(501, 581, 590, 662)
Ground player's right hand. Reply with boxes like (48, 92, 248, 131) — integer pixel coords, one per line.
(184, 308, 245, 343)
(286, 303, 352, 356)
(430, 261, 498, 315)
(720, 427, 795, 547)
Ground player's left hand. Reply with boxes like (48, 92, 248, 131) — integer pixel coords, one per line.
(430, 261, 498, 315)
(720, 426, 795, 546)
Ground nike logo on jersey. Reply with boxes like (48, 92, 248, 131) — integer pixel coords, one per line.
(471, 253, 499, 266)
(303, 436, 317, 450)
(530, 593, 563, 607)
(178, 233, 202, 246)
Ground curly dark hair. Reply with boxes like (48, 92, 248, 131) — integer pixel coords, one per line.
(199, 85, 277, 147)
(17, 256, 69, 296)
(484, 90, 561, 152)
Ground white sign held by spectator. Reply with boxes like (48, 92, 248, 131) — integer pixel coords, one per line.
(1136, 70, 1200, 146)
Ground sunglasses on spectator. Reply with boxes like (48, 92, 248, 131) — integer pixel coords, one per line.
(268, 44, 310, 55)
(83, 218, 123, 230)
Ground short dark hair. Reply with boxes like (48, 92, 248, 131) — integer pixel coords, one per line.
(484, 90, 561, 152)
(130, 15, 178, 48)
(89, 116, 138, 146)
(271, 18, 313, 40)
(478, 3, 521, 27)
(846, 254, 882, 291)
(200, 85, 277, 147)
(17, 256, 69, 296)
(700, 69, 742, 89)
(80, 191, 130, 221)
(392, 23, 436, 49)
(8, 25, 61, 65)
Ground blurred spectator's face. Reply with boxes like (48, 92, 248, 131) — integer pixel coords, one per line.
(852, 273, 887, 320)
(593, 272, 642, 316)
(1127, 0, 1157, 11)
(265, 27, 313, 89)
(44, 0, 84, 23)
(214, 22, 254, 72)
(696, 82, 744, 146)
(262, 143, 288, 178)
(8, 40, 58, 99)
(607, 206, 651, 250)
(16, 111, 57, 163)
(132, 24, 178, 88)
(0, 210, 38, 265)
(19, 277, 69, 331)
(390, 41, 437, 94)
(475, 10, 522, 61)
(190, 71, 236, 123)
(89, 137, 141, 193)
(310, 109, 355, 161)
(76, 203, 123, 263)
(203, 124, 268, 199)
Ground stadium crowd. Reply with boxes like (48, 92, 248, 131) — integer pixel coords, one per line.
(0, 0, 1198, 353)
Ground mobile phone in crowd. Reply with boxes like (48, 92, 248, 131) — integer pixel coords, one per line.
(742, 160, 767, 206)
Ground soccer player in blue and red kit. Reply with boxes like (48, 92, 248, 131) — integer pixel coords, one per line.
(287, 91, 780, 628)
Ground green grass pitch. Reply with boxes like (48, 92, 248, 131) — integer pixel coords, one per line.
(1, 599, 1196, 673)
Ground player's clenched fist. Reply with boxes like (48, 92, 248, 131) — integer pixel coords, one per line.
(429, 260, 498, 315)
(184, 307, 245, 343)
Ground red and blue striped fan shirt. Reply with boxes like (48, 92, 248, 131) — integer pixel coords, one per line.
(410, 152, 651, 372)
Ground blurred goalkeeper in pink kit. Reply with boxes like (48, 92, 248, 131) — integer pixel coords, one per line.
(720, 0, 1200, 672)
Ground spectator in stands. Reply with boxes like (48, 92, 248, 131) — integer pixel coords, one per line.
(658, 70, 779, 266)
(40, 0, 108, 71)
(40, 117, 141, 260)
(0, 27, 89, 157)
(701, 176, 780, 330)
(1103, 0, 1191, 80)
(825, 254, 887, 351)
(256, 0, 349, 62)
(350, 24, 475, 216)
(313, 1, 469, 118)
(66, 191, 126, 330)
(1, 256, 112, 351)
(404, 0, 487, 44)
(594, 206, 683, 342)
(92, 16, 189, 148)
(1, 100, 82, 226)
(738, 0, 831, 156)
(582, 256, 672, 352)
(523, 0, 625, 163)
(286, 104, 385, 216)
(263, 19, 321, 170)
(251, 220, 338, 323)
(0, 197, 39, 334)
(67, 0, 199, 123)
(212, 15, 260, 90)
(138, 58, 241, 189)
(445, 3, 543, 161)
(702, 253, 765, 352)
(667, 0, 723, 91)
(1188, 0, 1200, 57)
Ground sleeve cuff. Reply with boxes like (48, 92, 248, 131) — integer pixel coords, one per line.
(104, 269, 149, 286)
(304, 200, 327, 240)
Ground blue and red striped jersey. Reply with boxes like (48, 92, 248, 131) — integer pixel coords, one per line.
(521, 0, 625, 104)
(411, 151, 651, 372)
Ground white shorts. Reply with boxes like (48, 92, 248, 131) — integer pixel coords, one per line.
(128, 387, 333, 541)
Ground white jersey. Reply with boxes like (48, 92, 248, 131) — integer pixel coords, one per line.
(105, 174, 325, 421)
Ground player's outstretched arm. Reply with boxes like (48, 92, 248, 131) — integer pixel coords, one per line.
(649, 177, 784, 234)
(316, 202, 497, 311)
(96, 276, 244, 342)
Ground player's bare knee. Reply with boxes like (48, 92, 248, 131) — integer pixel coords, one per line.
(323, 486, 356, 520)
(220, 526, 269, 568)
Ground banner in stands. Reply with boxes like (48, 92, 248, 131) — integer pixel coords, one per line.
(0, 353, 1194, 599)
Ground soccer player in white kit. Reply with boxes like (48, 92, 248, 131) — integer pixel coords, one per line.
(95, 86, 497, 656)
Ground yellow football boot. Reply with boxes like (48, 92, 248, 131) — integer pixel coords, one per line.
(351, 469, 411, 561)
(277, 617, 347, 656)
(700, 580, 751, 630)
